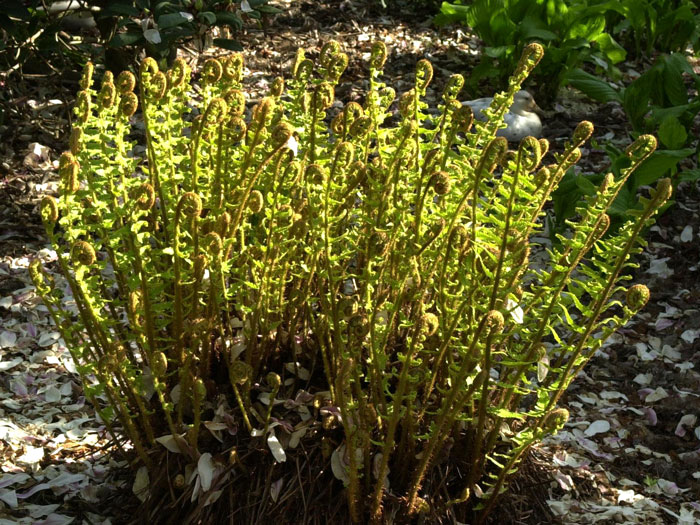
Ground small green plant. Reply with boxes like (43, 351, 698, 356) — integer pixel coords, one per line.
(99, 0, 281, 63)
(436, 0, 626, 102)
(601, 0, 700, 58)
(555, 53, 699, 232)
(32, 43, 668, 523)
(0, 0, 90, 75)
(0, 0, 281, 77)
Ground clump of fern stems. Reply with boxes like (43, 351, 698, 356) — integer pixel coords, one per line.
(31, 42, 668, 523)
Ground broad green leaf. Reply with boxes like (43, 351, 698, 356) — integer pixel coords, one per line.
(157, 12, 192, 30)
(256, 5, 282, 14)
(216, 12, 243, 29)
(109, 31, 144, 48)
(198, 11, 217, 25)
(100, 3, 141, 17)
(631, 148, 695, 187)
(678, 169, 700, 182)
(660, 55, 690, 107)
(592, 33, 626, 64)
(565, 68, 622, 104)
(622, 80, 651, 130)
(574, 174, 597, 196)
(657, 116, 687, 150)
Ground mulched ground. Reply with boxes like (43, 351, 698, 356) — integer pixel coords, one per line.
(0, 1, 698, 523)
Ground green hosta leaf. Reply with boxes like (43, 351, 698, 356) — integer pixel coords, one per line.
(484, 45, 515, 59)
(256, 5, 282, 14)
(592, 33, 626, 64)
(215, 12, 244, 29)
(213, 38, 244, 51)
(99, 3, 141, 17)
(568, 15, 605, 41)
(657, 116, 688, 150)
(659, 54, 692, 107)
(632, 148, 694, 188)
(198, 11, 217, 25)
(110, 31, 144, 48)
(648, 102, 700, 128)
(157, 12, 193, 30)
(607, 185, 638, 218)
(520, 16, 557, 41)
(678, 169, 700, 182)
(2, 0, 31, 20)
(565, 68, 622, 104)
(574, 173, 597, 195)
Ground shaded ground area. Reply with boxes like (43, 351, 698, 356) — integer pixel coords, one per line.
(0, 1, 698, 523)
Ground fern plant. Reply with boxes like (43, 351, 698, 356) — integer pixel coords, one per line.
(31, 43, 668, 523)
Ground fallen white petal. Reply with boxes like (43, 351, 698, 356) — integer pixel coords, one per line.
(270, 477, 284, 503)
(675, 414, 698, 437)
(286, 135, 299, 157)
(203, 489, 222, 507)
(647, 257, 673, 278)
(26, 503, 60, 518)
(633, 373, 653, 386)
(331, 444, 350, 485)
(143, 28, 162, 44)
(645, 387, 669, 403)
(680, 225, 693, 242)
(44, 386, 61, 403)
(155, 434, 186, 453)
(0, 357, 22, 371)
(506, 298, 523, 324)
(132, 466, 149, 502)
(680, 329, 700, 344)
(18, 446, 44, 465)
(34, 513, 75, 525)
(0, 489, 17, 508)
(584, 420, 610, 437)
(0, 331, 17, 348)
(198, 453, 215, 492)
(267, 432, 286, 463)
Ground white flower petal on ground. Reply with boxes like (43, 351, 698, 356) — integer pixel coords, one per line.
(584, 419, 610, 437)
(680, 225, 693, 242)
(633, 373, 653, 386)
(0, 331, 17, 348)
(34, 514, 75, 525)
(143, 28, 162, 44)
(644, 387, 669, 403)
(132, 466, 149, 502)
(198, 453, 215, 492)
(647, 257, 673, 278)
(0, 357, 22, 372)
(286, 135, 299, 156)
(0, 489, 17, 508)
(18, 446, 44, 465)
(155, 434, 187, 453)
(675, 414, 698, 437)
(44, 386, 61, 403)
(505, 298, 523, 324)
(267, 431, 286, 463)
(680, 329, 699, 344)
(270, 477, 284, 503)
